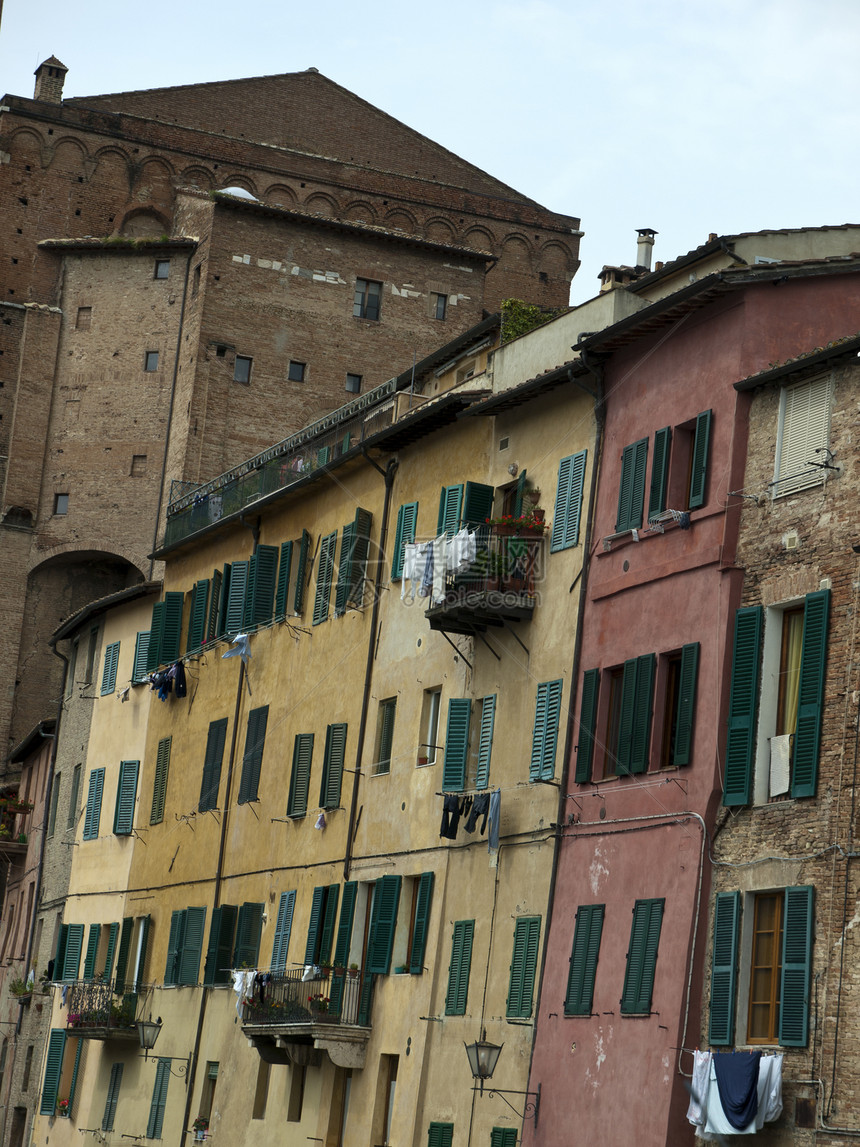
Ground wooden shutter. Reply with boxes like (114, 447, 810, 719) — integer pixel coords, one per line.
(293, 530, 311, 613)
(113, 760, 139, 835)
(150, 737, 172, 825)
(462, 481, 495, 528)
(564, 904, 604, 1016)
(217, 564, 232, 637)
(513, 469, 527, 517)
(777, 377, 832, 494)
(333, 883, 357, 968)
(551, 450, 588, 552)
(318, 886, 340, 966)
(164, 911, 184, 986)
(688, 409, 712, 509)
(161, 592, 184, 663)
(575, 669, 600, 783)
(304, 887, 326, 964)
(40, 1029, 66, 1115)
(507, 917, 541, 1018)
(334, 522, 355, 618)
(83, 768, 105, 840)
(708, 891, 740, 1046)
(443, 699, 470, 791)
(100, 641, 120, 695)
(245, 544, 279, 628)
(629, 654, 656, 775)
(724, 606, 763, 806)
(616, 437, 648, 531)
(68, 1038, 84, 1110)
(83, 923, 101, 979)
(437, 484, 464, 535)
(336, 508, 373, 614)
(409, 873, 434, 974)
(491, 1130, 517, 1147)
(187, 579, 210, 651)
(779, 885, 814, 1047)
(146, 602, 165, 673)
(320, 723, 347, 809)
(206, 568, 223, 642)
(367, 875, 402, 974)
(147, 1058, 171, 1140)
(135, 915, 151, 987)
(102, 1062, 123, 1132)
(102, 922, 119, 979)
(233, 903, 264, 968)
(287, 733, 314, 817)
(271, 891, 296, 973)
(377, 699, 396, 772)
(529, 680, 563, 782)
(312, 531, 337, 626)
(274, 540, 294, 620)
(203, 905, 237, 986)
(238, 705, 269, 804)
(620, 898, 664, 1014)
(113, 917, 134, 993)
(648, 427, 672, 519)
(63, 923, 84, 980)
(178, 907, 207, 985)
(445, 919, 474, 1015)
(391, 502, 418, 579)
(792, 590, 830, 799)
(224, 561, 249, 634)
(427, 1123, 454, 1147)
(132, 631, 150, 683)
(673, 643, 700, 767)
(475, 696, 496, 789)
(199, 718, 228, 812)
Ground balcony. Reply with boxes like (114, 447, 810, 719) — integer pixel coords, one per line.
(241, 968, 374, 1070)
(425, 525, 544, 637)
(64, 980, 149, 1041)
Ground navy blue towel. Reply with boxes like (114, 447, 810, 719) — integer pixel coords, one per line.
(713, 1050, 761, 1130)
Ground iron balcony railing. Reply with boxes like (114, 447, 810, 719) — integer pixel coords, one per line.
(64, 979, 148, 1038)
(241, 968, 374, 1029)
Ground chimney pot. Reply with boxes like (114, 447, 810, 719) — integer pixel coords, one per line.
(635, 228, 657, 271)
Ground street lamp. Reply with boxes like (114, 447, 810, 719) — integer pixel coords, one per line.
(463, 1031, 541, 1129)
(137, 1016, 163, 1060)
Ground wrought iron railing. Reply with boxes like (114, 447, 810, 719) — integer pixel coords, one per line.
(241, 968, 374, 1028)
(64, 980, 143, 1035)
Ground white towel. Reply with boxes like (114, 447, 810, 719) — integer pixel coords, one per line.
(770, 734, 792, 797)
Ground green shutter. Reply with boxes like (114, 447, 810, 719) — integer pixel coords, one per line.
(318, 886, 340, 966)
(160, 592, 184, 663)
(187, 579, 210, 652)
(575, 669, 600, 783)
(68, 1037, 84, 1108)
(443, 699, 471, 791)
(178, 907, 207, 986)
(147, 1058, 171, 1139)
(376, 699, 396, 773)
(136, 915, 151, 986)
(150, 737, 172, 825)
(293, 530, 311, 614)
(334, 522, 355, 618)
(271, 891, 296, 973)
(287, 733, 314, 817)
(648, 427, 672, 520)
(40, 1029, 67, 1115)
(779, 885, 814, 1047)
(629, 654, 656, 775)
(102, 922, 119, 979)
(224, 561, 249, 634)
(391, 502, 418, 580)
(199, 718, 228, 813)
(513, 469, 527, 517)
(688, 409, 712, 509)
(333, 883, 357, 969)
(462, 481, 495, 528)
(113, 760, 139, 835)
(304, 887, 326, 964)
(63, 923, 84, 980)
(507, 916, 541, 1019)
(82, 768, 105, 840)
(529, 680, 563, 782)
(238, 705, 268, 804)
(55, 924, 68, 978)
(113, 917, 134, 994)
(616, 437, 648, 531)
(475, 696, 496, 789)
(320, 723, 347, 809)
(245, 544, 279, 628)
(367, 875, 402, 975)
(491, 1130, 517, 1147)
(233, 903, 264, 968)
(673, 643, 700, 767)
(83, 924, 101, 979)
(206, 568, 223, 642)
(318, 445, 330, 466)
(437, 484, 464, 535)
(204, 905, 237, 986)
(68, 764, 82, 830)
(336, 508, 373, 615)
(620, 898, 664, 1014)
(164, 911, 184, 986)
(100, 641, 120, 695)
(312, 531, 337, 626)
(132, 631, 150, 683)
(724, 606, 763, 806)
(551, 450, 588, 552)
(102, 1062, 123, 1132)
(274, 541, 294, 620)
(409, 873, 434, 974)
(428, 1123, 454, 1147)
(445, 919, 474, 1015)
(792, 590, 830, 799)
(708, 891, 740, 1046)
(564, 904, 604, 1016)
(146, 602, 165, 673)
(615, 658, 638, 776)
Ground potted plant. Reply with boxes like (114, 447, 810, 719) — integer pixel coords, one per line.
(57, 1098, 70, 1117)
(309, 993, 330, 1014)
(192, 1116, 208, 1141)
(348, 963, 360, 979)
(9, 976, 32, 1000)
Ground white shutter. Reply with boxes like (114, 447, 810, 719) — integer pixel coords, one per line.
(775, 376, 832, 496)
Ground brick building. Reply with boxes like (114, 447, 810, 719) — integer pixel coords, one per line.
(0, 58, 581, 761)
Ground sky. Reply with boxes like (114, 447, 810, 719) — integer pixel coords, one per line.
(2, 0, 859, 303)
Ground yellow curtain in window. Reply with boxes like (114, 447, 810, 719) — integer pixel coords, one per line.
(780, 611, 804, 735)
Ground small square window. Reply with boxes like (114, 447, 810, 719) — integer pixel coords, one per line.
(432, 292, 448, 321)
(75, 306, 92, 331)
(354, 278, 382, 321)
(288, 360, 306, 382)
(144, 351, 159, 372)
(131, 454, 147, 477)
(54, 493, 69, 516)
(345, 373, 362, 394)
(154, 259, 170, 280)
(234, 355, 252, 384)
(215, 345, 227, 358)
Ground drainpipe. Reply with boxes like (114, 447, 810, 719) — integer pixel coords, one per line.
(343, 457, 398, 881)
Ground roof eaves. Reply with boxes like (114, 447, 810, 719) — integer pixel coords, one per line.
(8, 719, 56, 765)
(734, 333, 860, 392)
(51, 581, 162, 643)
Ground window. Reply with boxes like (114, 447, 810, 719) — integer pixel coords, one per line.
(491, 1130, 517, 1147)
(233, 354, 252, 384)
(408, 872, 434, 974)
(304, 885, 340, 967)
(270, 891, 296, 973)
(419, 687, 441, 766)
(83, 768, 105, 840)
(313, 531, 338, 626)
(445, 920, 474, 1015)
(320, 723, 347, 809)
(345, 372, 362, 394)
(54, 493, 69, 516)
(564, 904, 605, 1016)
(391, 502, 418, 581)
(199, 718, 228, 812)
(47, 774, 60, 837)
(68, 764, 82, 829)
(75, 306, 91, 330)
(723, 591, 829, 805)
(57, 922, 84, 980)
(100, 641, 120, 695)
(102, 1063, 123, 1132)
(432, 292, 448, 320)
(144, 350, 159, 372)
(83, 626, 98, 684)
(507, 917, 541, 1019)
(154, 259, 170, 280)
(232, 903, 264, 967)
(288, 360, 306, 381)
(354, 278, 382, 320)
(145, 592, 184, 673)
(334, 509, 373, 616)
(551, 450, 588, 552)
(287, 733, 314, 818)
(237, 706, 269, 804)
(709, 885, 813, 1048)
(147, 1058, 171, 1138)
(437, 481, 494, 537)
(198, 1062, 218, 1123)
(366, 875, 401, 974)
(22, 1044, 33, 1091)
(428, 1123, 453, 1147)
(132, 631, 150, 683)
(164, 907, 207, 986)
(113, 760, 139, 835)
(373, 698, 397, 775)
(442, 696, 496, 791)
(377, 1055, 398, 1147)
(620, 898, 664, 1014)
(615, 438, 648, 531)
(774, 376, 833, 496)
(647, 410, 712, 518)
(529, 680, 563, 782)
(40, 1029, 67, 1115)
(131, 454, 147, 476)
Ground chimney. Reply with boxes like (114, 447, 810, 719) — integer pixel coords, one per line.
(635, 228, 657, 271)
(34, 57, 68, 104)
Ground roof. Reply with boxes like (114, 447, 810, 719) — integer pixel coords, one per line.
(35, 56, 67, 73)
(51, 581, 161, 643)
(464, 360, 595, 416)
(9, 719, 56, 765)
(734, 333, 860, 392)
(39, 237, 197, 253)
